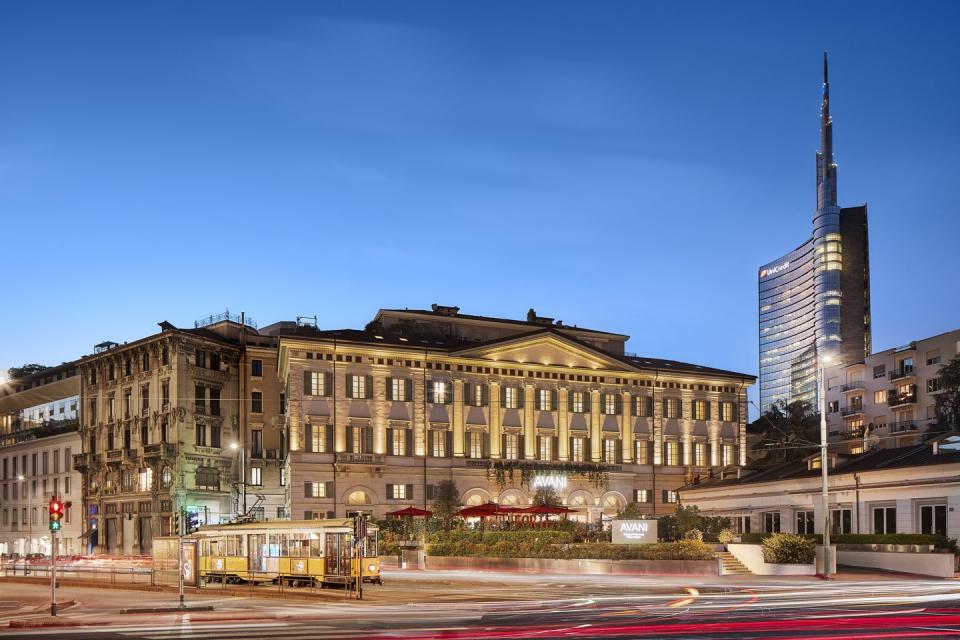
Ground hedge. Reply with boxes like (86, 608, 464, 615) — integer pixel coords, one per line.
(426, 539, 715, 561)
(761, 533, 816, 564)
(427, 529, 577, 545)
(738, 532, 955, 550)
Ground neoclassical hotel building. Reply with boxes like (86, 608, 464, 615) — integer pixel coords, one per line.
(279, 306, 755, 521)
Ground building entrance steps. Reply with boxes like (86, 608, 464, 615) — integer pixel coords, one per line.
(717, 551, 752, 576)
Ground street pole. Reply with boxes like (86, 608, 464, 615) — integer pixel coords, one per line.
(241, 446, 247, 518)
(50, 528, 57, 616)
(178, 511, 185, 610)
(818, 353, 832, 579)
(28, 481, 32, 557)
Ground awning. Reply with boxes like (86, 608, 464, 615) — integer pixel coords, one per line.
(348, 401, 371, 419)
(633, 417, 651, 436)
(501, 409, 522, 429)
(569, 414, 588, 433)
(602, 415, 620, 434)
(536, 412, 555, 430)
(692, 422, 709, 437)
(721, 423, 737, 438)
(663, 420, 682, 437)
(466, 406, 487, 426)
(302, 399, 330, 417)
(429, 405, 450, 425)
(386, 506, 432, 518)
(389, 403, 410, 422)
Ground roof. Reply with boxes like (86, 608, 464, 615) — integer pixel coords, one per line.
(378, 307, 628, 337)
(682, 440, 960, 491)
(279, 325, 755, 381)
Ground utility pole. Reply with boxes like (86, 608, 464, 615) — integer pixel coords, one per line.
(818, 351, 833, 579)
(177, 509, 185, 609)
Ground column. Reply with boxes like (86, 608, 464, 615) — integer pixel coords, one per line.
(490, 382, 502, 458)
(558, 387, 569, 460)
(453, 380, 465, 457)
(621, 390, 633, 463)
(523, 384, 535, 460)
(590, 389, 601, 463)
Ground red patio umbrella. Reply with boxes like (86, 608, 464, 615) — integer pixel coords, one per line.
(386, 506, 433, 518)
(519, 505, 575, 515)
(458, 502, 520, 518)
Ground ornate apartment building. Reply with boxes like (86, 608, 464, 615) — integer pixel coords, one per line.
(280, 306, 755, 521)
(74, 319, 247, 554)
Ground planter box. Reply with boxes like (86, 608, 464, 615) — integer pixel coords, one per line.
(837, 550, 956, 578)
(423, 555, 718, 576)
(727, 544, 820, 576)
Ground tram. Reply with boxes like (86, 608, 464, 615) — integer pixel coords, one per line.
(177, 518, 381, 587)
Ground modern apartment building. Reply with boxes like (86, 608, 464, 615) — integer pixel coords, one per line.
(279, 305, 755, 522)
(825, 328, 960, 453)
(0, 362, 83, 555)
(759, 54, 871, 412)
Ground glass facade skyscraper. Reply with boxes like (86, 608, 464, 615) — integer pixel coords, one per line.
(759, 54, 872, 412)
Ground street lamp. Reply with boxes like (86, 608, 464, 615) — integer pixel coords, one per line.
(17, 474, 31, 556)
(818, 352, 833, 579)
(230, 442, 246, 518)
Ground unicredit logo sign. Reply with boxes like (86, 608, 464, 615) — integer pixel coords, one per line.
(760, 261, 790, 278)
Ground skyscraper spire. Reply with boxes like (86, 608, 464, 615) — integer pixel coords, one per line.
(817, 50, 838, 209)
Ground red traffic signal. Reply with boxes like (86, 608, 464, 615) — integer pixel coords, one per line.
(49, 496, 64, 532)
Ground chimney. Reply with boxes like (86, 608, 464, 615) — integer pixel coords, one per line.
(527, 308, 537, 322)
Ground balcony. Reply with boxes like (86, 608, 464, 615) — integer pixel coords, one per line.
(335, 452, 385, 465)
(888, 366, 916, 382)
(105, 448, 137, 465)
(143, 442, 177, 460)
(72, 452, 92, 469)
(835, 428, 865, 441)
(889, 420, 917, 434)
(841, 405, 866, 417)
(888, 386, 918, 407)
(840, 381, 865, 393)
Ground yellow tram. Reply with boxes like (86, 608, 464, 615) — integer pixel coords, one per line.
(189, 518, 381, 587)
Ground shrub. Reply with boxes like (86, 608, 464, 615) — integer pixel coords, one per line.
(717, 528, 735, 544)
(761, 533, 815, 564)
(684, 528, 704, 542)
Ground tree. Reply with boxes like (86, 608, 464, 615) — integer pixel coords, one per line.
(616, 503, 645, 520)
(930, 355, 960, 436)
(532, 486, 560, 506)
(431, 480, 461, 528)
(6, 364, 49, 381)
(750, 399, 821, 463)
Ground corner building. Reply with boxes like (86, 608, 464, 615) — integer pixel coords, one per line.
(759, 54, 871, 411)
(280, 306, 754, 521)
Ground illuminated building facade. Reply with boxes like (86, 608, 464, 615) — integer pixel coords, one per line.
(279, 305, 755, 521)
(759, 54, 871, 412)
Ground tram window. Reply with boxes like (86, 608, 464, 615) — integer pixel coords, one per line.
(310, 534, 321, 557)
(268, 534, 281, 557)
(366, 531, 378, 557)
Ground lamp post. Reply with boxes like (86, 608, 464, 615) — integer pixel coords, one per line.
(818, 352, 833, 579)
(17, 474, 31, 557)
(230, 442, 246, 518)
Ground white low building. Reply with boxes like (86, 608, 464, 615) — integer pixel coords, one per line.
(679, 435, 960, 539)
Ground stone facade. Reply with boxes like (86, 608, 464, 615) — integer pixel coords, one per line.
(280, 307, 754, 521)
(75, 323, 243, 554)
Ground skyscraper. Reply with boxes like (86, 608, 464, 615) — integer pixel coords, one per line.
(758, 54, 872, 412)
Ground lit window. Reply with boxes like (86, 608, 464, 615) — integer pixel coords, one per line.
(571, 392, 584, 413)
(635, 440, 648, 463)
(722, 401, 735, 422)
(468, 432, 484, 458)
(137, 468, 153, 492)
(390, 429, 407, 456)
(504, 387, 519, 409)
(571, 437, 585, 462)
(350, 375, 366, 399)
(664, 441, 679, 465)
(722, 444, 734, 466)
(693, 400, 707, 421)
(391, 378, 406, 400)
(539, 436, 552, 461)
(306, 481, 326, 498)
(431, 430, 446, 457)
(250, 467, 262, 486)
(603, 439, 617, 463)
(663, 490, 678, 504)
(874, 390, 886, 404)
(538, 389, 552, 411)
(504, 434, 518, 460)
(309, 372, 326, 396)
(389, 484, 409, 499)
(432, 381, 448, 404)
(694, 442, 706, 466)
(604, 394, 617, 415)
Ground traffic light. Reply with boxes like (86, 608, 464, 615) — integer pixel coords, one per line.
(173, 510, 182, 536)
(49, 496, 64, 532)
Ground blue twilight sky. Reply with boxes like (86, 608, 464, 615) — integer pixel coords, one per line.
(1, 1, 959, 416)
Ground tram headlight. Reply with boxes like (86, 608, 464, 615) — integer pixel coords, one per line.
(368, 564, 377, 572)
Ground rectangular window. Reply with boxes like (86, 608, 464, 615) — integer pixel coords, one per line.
(53, 450, 60, 474)
(209, 352, 220, 371)
(664, 398, 680, 419)
(634, 489, 652, 503)
(693, 442, 706, 467)
(873, 364, 886, 379)
(195, 424, 207, 447)
(722, 444, 734, 466)
(350, 375, 367, 399)
(210, 388, 220, 416)
(431, 430, 447, 457)
(539, 435, 553, 461)
(389, 484, 411, 500)
(831, 508, 852, 535)
(123, 390, 132, 419)
(920, 504, 947, 536)
(504, 387, 519, 409)
(828, 400, 839, 413)
(571, 392, 585, 413)
(663, 490, 678, 504)
(251, 391, 263, 413)
(538, 389, 552, 411)
(635, 439, 648, 464)
(873, 506, 897, 534)
(693, 400, 707, 420)
(634, 396, 651, 417)
(796, 510, 815, 535)
(251, 429, 263, 458)
(305, 481, 327, 498)
(468, 431, 484, 459)
(250, 467, 262, 486)
(874, 390, 886, 404)
(763, 511, 781, 533)
(351, 426, 365, 454)
(927, 351, 942, 366)
(251, 359, 263, 377)
(927, 378, 943, 393)
(571, 437, 585, 462)
(504, 434, 518, 460)
(603, 439, 617, 463)
(432, 380, 449, 404)
(307, 372, 325, 396)
(194, 385, 205, 413)
(141, 385, 150, 415)
(390, 428, 407, 456)
(391, 378, 406, 401)
(722, 401, 736, 422)
(664, 441, 678, 465)
(603, 394, 617, 415)
(195, 349, 206, 369)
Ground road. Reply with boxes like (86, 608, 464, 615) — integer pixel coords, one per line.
(3, 569, 960, 638)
